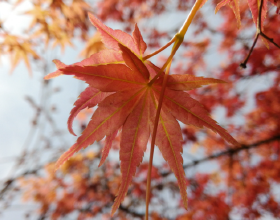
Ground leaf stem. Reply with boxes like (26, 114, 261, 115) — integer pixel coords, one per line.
(148, 0, 203, 85)
(145, 1, 204, 218)
(178, 0, 204, 37)
(145, 61, 172, 220)
(143, 38, 176, 60)
(147, 39, 181, 86)
(260, 32, 280, 49)
(240, 33, 259, 69)
(240, 0, 280, 68)
(241, 0, 262, 69)
(257, 0, 264, 33)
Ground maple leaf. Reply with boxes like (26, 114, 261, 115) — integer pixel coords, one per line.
(215, 0, 241, 29)
(1, 35, 39, 75)
(248, 0, 268, 31)
(247, 0, 270, 47)
(79, 32, 107, 58)
(45, 13, 239, 215)
(67, 86, 112, 136)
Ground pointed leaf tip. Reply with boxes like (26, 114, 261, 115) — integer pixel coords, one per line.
(54, 146, 80, 172)
(157, 88, 240, 147)
(98, 130, 118, 167)
(53, 59, 66, 68)
(155, 74, 227, 91)
(44, 59, 66, 80)
(111, 94, 149, 215)
(111, 205, 118, 216)
(118, 43, 150, 81)
(132, 23, 147, 55)
(67, 87, 110, 136)
(88, 13, 140, 55)
(215, 0, 241, 28)
(149, 95, 188, 211)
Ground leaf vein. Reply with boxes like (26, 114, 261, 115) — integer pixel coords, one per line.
(67, 88, 145, 158)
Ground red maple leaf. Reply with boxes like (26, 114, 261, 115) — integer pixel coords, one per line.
(248, 0, 268, 31)
(45, 13, 239, 215)
(215, 0, 241, 29)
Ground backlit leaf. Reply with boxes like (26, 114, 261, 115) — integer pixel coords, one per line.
(215, 0, 241, 29)
(68, 87, 112, 136)
(46, 13, 239, 215)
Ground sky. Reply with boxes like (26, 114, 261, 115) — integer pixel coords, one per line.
(0, 2, 86, 218)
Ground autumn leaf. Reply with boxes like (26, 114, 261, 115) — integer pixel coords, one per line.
(215, 0, 241, 29)
(45, 13, 239, 215)
(79, 32, 107, 58)
(248, 0, 268, 31)
(99, 129, 119, 167)
(67, 86, 112, 136)
(88, 13, 146, 57)
(1, 35, 39, 75)
(45, 49, 124, 80)
(247, 0, 269, 47)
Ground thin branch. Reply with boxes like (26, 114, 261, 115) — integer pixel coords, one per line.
(241, 0, 263, 69)
(260, 32, 280, 49)
(227, 154, 233, 207)
(119, 205, 144, 218)
(186, 135, 280, 168)
(161, 135, 280, 177)
(257, 0, 264, 32)
(143, 37, 175, 60)
(240, 34, 259, 68)
(240, 0, 280, 68)
(0, 168, 39, 200)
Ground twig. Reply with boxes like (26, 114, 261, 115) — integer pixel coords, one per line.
(119, 205, 144, 218)
(260, 32, 280, 49)
(227, 153, 233, 206)
(143, 38, 175, 60)
(240, 34, 259, 68)
(184, 135, 280, 169)
(240, 0, 280, 68)
(257, 0, 264, 32)
(0, 169, 39, 200)
(161, 135, 280, 177)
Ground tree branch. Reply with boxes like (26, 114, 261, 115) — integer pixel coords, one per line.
(260, 32, 280, 49)
(0, 168, 40, 200)
(119, 205, 144, 218)
(240, 34, 259, 68)
(161, 135, 280, 177)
